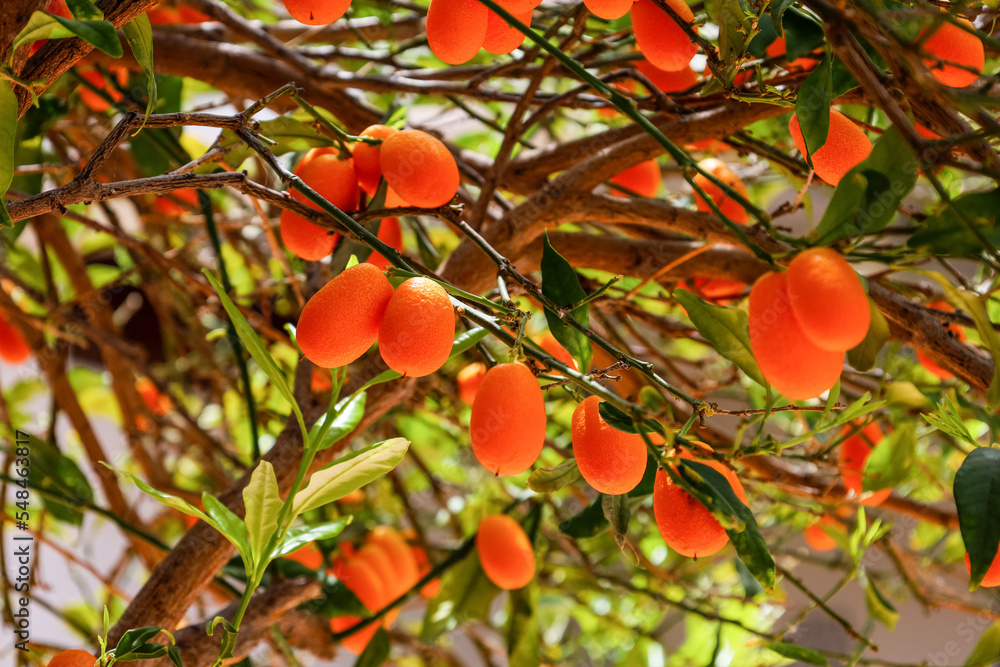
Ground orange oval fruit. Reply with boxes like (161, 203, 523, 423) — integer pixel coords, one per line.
(78, 67, 128, 112)
(631, 0, 697, 72)
(470, 363, 546, 475)
(748, 272, 844, 400)
(965, 551, 1000, 588)
(839, 422, 891, 506)
(583, 0, 632, 19)
(380, 130, 460, 208)
(535, 330, 577, 370)
(280, 208, 336, 261)
(653, 449, 748, 558)
(692, 158, 749, 224)
(330, 559, 386, 654)
(804, 515, 841, 551)
(483, 9, 530, 54)
(476, 514, 535, 589)
(571, 395, 648, 495)
(786, 247, 871, 351)
(457, 362, 487, 405)
(426, 0, 488, 64)
(48, 650, 96, 667)
(365, 217, 403, 270)
(0, 316, 31, 364)
(378, 277, 455, 377)
(636, 60, 699, 93)
(921, 19, 983, 88)
(297, 263, 395, 368)
(353, 125, 397, 196)
(282, 150, 359, 261)
(916, 300, 966, 379)
(286, 543, 324, 569)
(284, 0, 350, 25)
(368, 527, 420, 590)
(789, 110, 872, 186)
(610, 160, 661, 198)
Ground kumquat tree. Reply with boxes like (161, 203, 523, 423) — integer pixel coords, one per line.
(4, 0, 1000, 664)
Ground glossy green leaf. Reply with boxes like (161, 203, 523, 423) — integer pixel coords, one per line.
(954, 447, 1000, 589)
(309, 391, 367, 453)
(115, 627, 164, 657)
(13, 11, 122, 57)
(770, 0, 796, 36)
(558, 495, 605, 538)
(0, 83, 16, 228)
(795, 56, 833, 159)
(679, 460, 775, 588)
(243, 461, 282, 567)
(527, 459, 580, 493)
(293, 438, 409, 514)
(540, 232, 592, 373)
(848, 298, 889, 372)
(122, 14, 156, 128)
(272, 517, 351, 559)
(597, 400, 665, 435)
(862, 422, 916, 492)
(421, 552, 500, 642)
(202, 493, 250, 562)
(674, 289, 767, 387)
(783, 10, 825, 60)
(908, 190, 1000, 257)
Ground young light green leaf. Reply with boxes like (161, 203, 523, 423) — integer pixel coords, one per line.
(109, 466, 210, 523)
(540, 232, 592, 373)
(847, 298, 889, 372)
(527, 459, 580, 493)
(292, 438, 409, 515)
(760, 641, 829, 666)
(674, 289, 767, 387)
(13, 12, 122, 57)
(964, 624, 1000, 667)
(309, 391, 366, 453)
(794, 56, 833, 160)
(243, 461, 282, 566)
(203, 270, 305, 436)
(954, 447, 1000, 590)
(202, 493, 250, 561)
(862, 422, 916, 493)
(271, 517, 351, 559)
(0, 83, 16, 228)
(922, 395, 978, 447)
(122, 14, 156, 129)
(865, 575, 899, 631)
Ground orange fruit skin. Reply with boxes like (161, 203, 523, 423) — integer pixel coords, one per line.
(426, 0, 488, 64)
(353, 125, 397, 196)
(135, 377, 172, 416)
(965, 551, 1000, 588)
(610, 160, 661, 198)
(365, 217, 403, 270)
(411, 545, 441, 598)
(296, 263, 395, 369)
(368, 527, 420, 591)
(154, 188, 199, 216)
(590, 346, 643, 400)
(921, 19, 983, 88)
(338, 488, 365, 504)
(78, 67, 127, 112)
(804, 516, 841, 551)
(786, 247, 871, 351)
(692, 158, 748, 224)
(916, 300, 965, 379)
(287, 543, 324, 569)
(636, 60, 699, 93)
(0, 316, 31, 365)
(748, 272, 844, 401)
(583, 0, 632, 20)
(789, 110, 872, 186)
(177, 6, 211, 22)
(653, 450, 748, 558)
(48, 650, 96, 667)
(476, 514, 536, 589)
(280, 208, 337, 261)
(571, 395, 648, 495)
(378, 277, 455, 377)
(458, 362, 487, 405)
(284, 0, 351, 25)
(281, 150, 358, 261)
(483, 9, 531, 54)
(631, 0, 697, 72)
(839, 422, 891, 506)
(765, 37, 818, 70)
(380, 130, 460, 208)
(536, 331, 577, 370)
(690, 277, 747, 304)
(470, 363, 547, 475)
(330, 559, 386, 654)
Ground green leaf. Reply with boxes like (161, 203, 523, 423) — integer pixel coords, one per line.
(908, 190, 1000, 257)
(706, 0, 750, 74)
(13, 12, 122, 56)
(540, 232, 592, 373)
(558, 495, 606, 538)
(597, 400, 665, 435)
(0, 83, 16, 228)
(25, 433, 93, 526)
(865, 576, 899, 630)
(674, 289, 767, 387)
(115, 627, 164, 657)
(760, 641, 829, 666)
(679, 460, 775, 588)
(847, 298, 889, 372)
(202, 493, 251, 562)
(271, 518, 351, 559)
(421, 552, 500, 642)
(64, 0, 103, 20)
(122, 14, 156, 129)
(815, 127, 917, 244)
(795, 56, 833, 159)
(243, 461, 282, 567)
(507, 584, 541, 667)
(110, 466, 210, 523)
(527, 459, 580, 493)
(862, 422, 915, 492)
(941, 286, 1000, 407)
(206, 617, 238, 663)
(360, 327, 488, 390)
(830, 57, 860, 98)
(292, 438, 409, 515)
(770, 0, 796, 35)
(219, 116, 332, 167)
(783, 9, 825, 60)
(964, 624, 1000, 667)
(922, 395, 978, 447)
(203, 270, 305, 436)
(602, 493, 630, 553)
(354, 627, 390, 667)
(954, 447, 1000, 589)
(309, 392, 366, 453)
